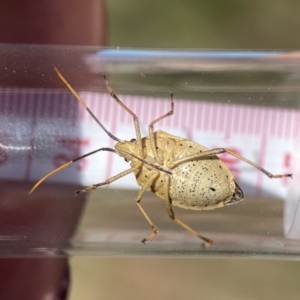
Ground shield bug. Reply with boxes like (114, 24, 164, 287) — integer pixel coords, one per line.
(29, 67, 292, 247)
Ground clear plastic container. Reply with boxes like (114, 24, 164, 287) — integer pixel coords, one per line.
(1, 44, 300, 258)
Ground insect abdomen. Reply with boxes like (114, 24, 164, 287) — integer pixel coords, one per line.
(169, 159, 236, 210)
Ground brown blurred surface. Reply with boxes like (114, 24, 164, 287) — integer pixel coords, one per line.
(69, 257, 300, 300)
(0, 0, 107, 45)
(0, 257, 69, 300)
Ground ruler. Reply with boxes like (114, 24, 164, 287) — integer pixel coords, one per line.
(0, 88, 297, 199)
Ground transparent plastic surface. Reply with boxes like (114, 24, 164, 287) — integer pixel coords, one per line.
(1, 44, 300, 258)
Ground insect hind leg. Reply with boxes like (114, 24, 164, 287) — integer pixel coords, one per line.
(163, 176, 213, 247)
(135, 169, 160, 243)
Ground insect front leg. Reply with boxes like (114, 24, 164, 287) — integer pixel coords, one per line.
(76, 166, 139, 195)
(163, 176, 213, 247)
(103, 75, 144, 158)
(148, 93, 174, 165)
(169, 148, 292, 179)
(135, 169, 160, 243)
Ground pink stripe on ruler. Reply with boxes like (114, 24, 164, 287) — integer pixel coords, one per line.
(218, 103, 225, 133)
(285, 109, 292, 140)
(195, 102, 202, 130)
(248, 107, 255, 135)
(190, 101, 197, 133)
(277, 109, 284, 138)
(241, 106, 247, 135)
(270, 109, 278, 137)
(142, 97, 149, 125)
(96, 92, 103, 123)
(104, 93, 112, 123)
(294, 111, 300, 139)
(256, 108, 270, 195)
(235, 105, 242, 135)
(203, 102, 210, 132)
(160, 97, 167, 127)
(255, 106, 262, 135)
(175, 99, 181, 128)
(184, 100, 190, 129)
(225, 105, 234, 140)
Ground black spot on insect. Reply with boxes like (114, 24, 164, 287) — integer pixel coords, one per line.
(219, 166, 222, 169)
(130, 138, 136, 143)
(156, 146, 159, 149)
(180, 144, 183, 146)
(210, 188, 216, 192)
(189, 145, 193, 148)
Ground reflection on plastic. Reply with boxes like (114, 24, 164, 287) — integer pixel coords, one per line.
(285, 140, 300, 240)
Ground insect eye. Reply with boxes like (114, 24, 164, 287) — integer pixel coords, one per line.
(130, 138, 136, 143)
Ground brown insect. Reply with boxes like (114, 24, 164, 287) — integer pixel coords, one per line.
(29, 67, 292, 247)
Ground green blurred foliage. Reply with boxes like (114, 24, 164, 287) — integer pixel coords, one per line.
(107, 0, 300, 48)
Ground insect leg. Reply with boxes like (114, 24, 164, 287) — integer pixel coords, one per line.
(169, 148, 292, 179)
(76, 165, 140, 195)
(102, 74, 144, 158)
(54, 67, 120, 142)
(163, 175, 213, 247)
(135, 169, 160, 243)
(148, 93, 174, 165)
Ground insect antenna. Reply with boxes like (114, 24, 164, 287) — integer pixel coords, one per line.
(54, 67, 120, 142)
(29, 147, 117, 194)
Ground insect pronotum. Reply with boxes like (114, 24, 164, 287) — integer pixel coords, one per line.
(29, 67, 292, 247)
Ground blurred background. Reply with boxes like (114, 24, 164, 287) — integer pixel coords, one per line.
(1, 0, 300, 299)
(107, 0, 300, 49)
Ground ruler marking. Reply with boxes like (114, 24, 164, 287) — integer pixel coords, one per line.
(190, 101, 196, 137)
(277, 109, 284, 139)
(203, 102, 209, 132)
(2, 88, 299, 197)
(217, 103, 224, 133)
(241, 106, 247, 135)
(210, 102, 215, 132)
(256, 108, 268, 196)
(175, 99, 181, 128)
(236, 106, 242, 135)
(285, 109, 292, 140)
(227, 104, 231, 138)
(271, 109, 277, 137)
(140, 97, 146, 125)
